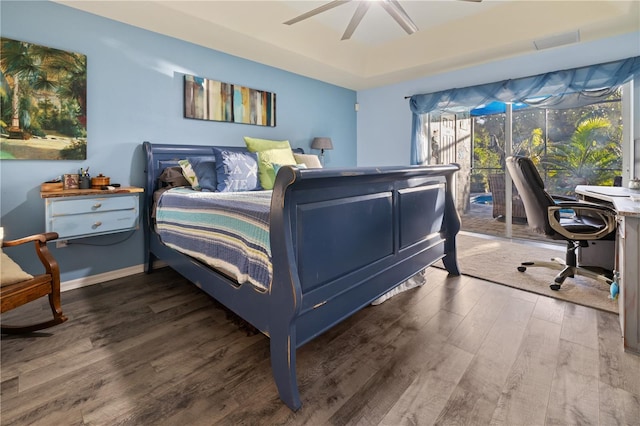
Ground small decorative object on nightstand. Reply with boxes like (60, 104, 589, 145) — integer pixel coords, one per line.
(63, 174, 79, 190)
(311, 137, 333, 166)
(79, 167, 91, 189)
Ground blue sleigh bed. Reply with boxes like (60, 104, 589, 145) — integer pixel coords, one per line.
(142, 141, 460, 410)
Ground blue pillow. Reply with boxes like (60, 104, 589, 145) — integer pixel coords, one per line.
(186, 156, 217, 192)
(212, 148, 262, 192)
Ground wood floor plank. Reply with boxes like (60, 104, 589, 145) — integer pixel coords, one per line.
(2, 267, 639, 424)
(446, 280, 512, 354)
(545, 339, 600, 425)
(596, 310, 640, 397)
(293, 276, 464, 424)
(327, 330, 452, 425)
(561, 302, 599, 350)
(0, 337, 94, 383)
(17, 304, 214, 393)
(100, 340, 266, 425)
(532, 295, 567, 325)
(1, 312, 220, 425)
(82, 311, 258, 424)
(489, 317, 562, 425)
(436, 297, 537, 425)
(378, 337, 474, 425)
(599, 380, 640, 425)
(440, 275, 491, 316)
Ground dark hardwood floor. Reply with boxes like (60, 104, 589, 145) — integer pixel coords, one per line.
(1, 266, 639, 425)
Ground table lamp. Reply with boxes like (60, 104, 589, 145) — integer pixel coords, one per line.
(311, 137, 333, 165)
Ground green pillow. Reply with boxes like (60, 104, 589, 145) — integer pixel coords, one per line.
(244, 136, 291, 153)
(257, 148, 297, 189)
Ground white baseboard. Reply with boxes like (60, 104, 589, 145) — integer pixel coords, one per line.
(61, 260, 167, 292)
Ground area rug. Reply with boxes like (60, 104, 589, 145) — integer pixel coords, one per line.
(437, 233, 618, 314)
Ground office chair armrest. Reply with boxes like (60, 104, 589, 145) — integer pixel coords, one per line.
(547, 203, 616, 240)
(551, 194, 577, 202)
(553, 201, 617, 215)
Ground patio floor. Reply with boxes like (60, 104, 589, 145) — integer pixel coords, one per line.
(460, 201, 555, 244)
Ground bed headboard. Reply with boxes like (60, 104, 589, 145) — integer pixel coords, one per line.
(142, 141, 303, 229)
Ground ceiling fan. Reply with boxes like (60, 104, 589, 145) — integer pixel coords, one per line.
(284, 0, 482, 41)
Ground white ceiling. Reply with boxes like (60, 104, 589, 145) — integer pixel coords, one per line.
(53, 0, 640, 90)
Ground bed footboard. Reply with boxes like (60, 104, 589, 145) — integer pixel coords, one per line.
(269, 164, 460, 410)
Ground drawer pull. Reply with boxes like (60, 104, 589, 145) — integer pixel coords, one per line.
(92, 221, 103, 229)
(92, 203, 103, 209)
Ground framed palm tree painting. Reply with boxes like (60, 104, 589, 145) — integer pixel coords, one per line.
(0, 38, 87, 160)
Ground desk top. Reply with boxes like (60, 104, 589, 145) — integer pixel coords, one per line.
(575, 185, 640, 217)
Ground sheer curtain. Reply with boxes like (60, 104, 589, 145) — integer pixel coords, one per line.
(409, 56, 640, 164)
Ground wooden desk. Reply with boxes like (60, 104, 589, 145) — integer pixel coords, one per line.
(576, 185, 640, 354)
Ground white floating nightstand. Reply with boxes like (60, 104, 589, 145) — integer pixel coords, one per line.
(41, 187, 143, 241)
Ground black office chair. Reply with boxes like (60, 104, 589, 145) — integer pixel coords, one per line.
(505, 156, 617, 290)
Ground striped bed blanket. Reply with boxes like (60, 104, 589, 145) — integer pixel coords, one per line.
(155, 188, 273, 291)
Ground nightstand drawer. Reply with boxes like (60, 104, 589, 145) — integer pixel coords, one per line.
(49, 209, 139, 239)
(49, 195, 137, 216)
(42, 188, 143, 241)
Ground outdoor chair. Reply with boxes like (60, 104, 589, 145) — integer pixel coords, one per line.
(487, 173, 527, 220)
(1, 231, 67, 333)
(505, 156, 616, 290)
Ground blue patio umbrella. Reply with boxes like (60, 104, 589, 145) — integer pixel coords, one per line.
(470, 101, 530, 116)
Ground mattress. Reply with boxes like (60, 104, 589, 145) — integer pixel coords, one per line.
(155, 188, 273, 291)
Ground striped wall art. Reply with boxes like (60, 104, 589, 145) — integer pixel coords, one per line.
(184, 74, 276, 127)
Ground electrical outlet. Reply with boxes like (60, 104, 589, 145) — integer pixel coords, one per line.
(56, 240, 68, 248)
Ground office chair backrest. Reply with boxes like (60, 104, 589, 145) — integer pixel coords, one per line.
(505, 156, 556, 235)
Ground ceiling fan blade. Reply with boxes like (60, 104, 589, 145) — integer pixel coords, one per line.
(380, 0, 418, 35)
(341, 1, 371, 40)
(284, 0, 352, 25)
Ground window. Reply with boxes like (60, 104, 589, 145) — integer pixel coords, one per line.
(417, 85, 632, 241)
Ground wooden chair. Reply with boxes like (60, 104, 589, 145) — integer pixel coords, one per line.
(1, 232, 67, 334)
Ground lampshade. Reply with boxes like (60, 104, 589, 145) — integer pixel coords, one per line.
(311, 137, 333, 151)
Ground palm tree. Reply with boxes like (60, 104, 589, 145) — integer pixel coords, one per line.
(544, 117, 620, 190)
(1, 38, 86, 137)
(0, 39, 39, 132)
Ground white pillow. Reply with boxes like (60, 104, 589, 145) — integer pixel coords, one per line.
(1, 248, 34, 287)
(293, 153, 322, 169)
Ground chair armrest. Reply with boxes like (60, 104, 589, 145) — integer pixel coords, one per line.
(2, 232, 59, 248)
(551, 194, 577, 202)
(2, 233, 60, 278)
(547, 203, 616, 240)
(553, 201, 617, 215)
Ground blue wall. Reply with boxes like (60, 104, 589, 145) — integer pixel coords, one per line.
(0, 1, 357, 282)
(357, 32, 640, 167)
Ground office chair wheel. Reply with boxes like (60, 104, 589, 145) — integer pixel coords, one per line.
(518, 262, 533, 273)
(550, 284, 561, 291)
